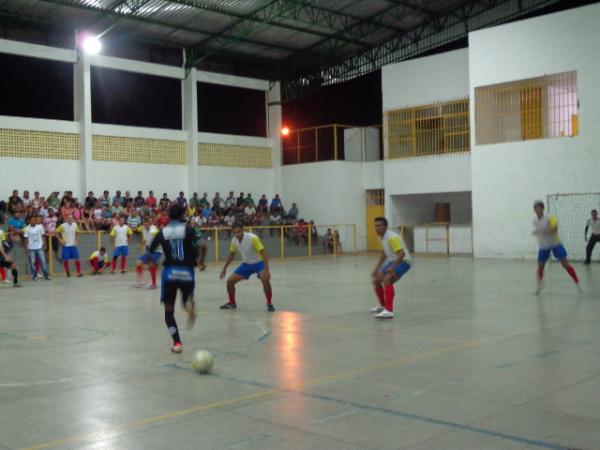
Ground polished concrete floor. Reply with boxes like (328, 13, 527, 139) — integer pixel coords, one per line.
(1, 255, 599, 450)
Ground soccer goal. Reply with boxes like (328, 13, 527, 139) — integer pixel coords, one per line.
(547, 192, 600, 261)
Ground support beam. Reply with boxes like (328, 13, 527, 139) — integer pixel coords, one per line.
(74, 51, 92, 198)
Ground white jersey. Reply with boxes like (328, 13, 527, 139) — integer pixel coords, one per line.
(23, 224, 45, 250)
(142, 225, 161, 253)
(532, 215, 561, 249)
(587, 218, 600, 236)
(110, 224, 132, 247)
(230, 232, 264, 264)
(379, 230, 412, 263)
(56, 222, 79, 247)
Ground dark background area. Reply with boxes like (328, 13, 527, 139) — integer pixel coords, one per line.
(0, 53, 73, 120)
(91, 67, 182, 129)
(197, 82, 267, 137)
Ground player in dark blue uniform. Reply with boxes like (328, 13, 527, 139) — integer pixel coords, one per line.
(149, 204, 197, 353)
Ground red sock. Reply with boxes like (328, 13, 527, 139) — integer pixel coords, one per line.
(149, 266, 157, 284)
(91, 258, 99, 272)
(121, 257, 127, 271)
(0, 267, 5, 281)
(384, 284, 395, 312)
(75, 260, 81, 274)
(374, 286, 385, 306)
(136, 265, 143, 283)
(63, 261, 70, 274)
(565, 265, 579, 283)
(265, 292, 272, 305)
(112, 259, 117, 271)
(228, 292, 236, 304)
(537, 268, 544, 281)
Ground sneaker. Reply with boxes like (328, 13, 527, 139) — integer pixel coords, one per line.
(369, 305, 385, 313)
(148, 283, 157, 290)
(198, 263, 206, 272)
(3, 280, 11, 285)
(92, 271, 97, 276)
(32, 276, 38, 281)
(267, 304, 275, 312)
(374, 309, 394, 319)
(110, 270, 116, 274)
(121, 270, 126, 274)
(535, 280, 544, 295)
(575, 282, 584, 293)
(220, 302, 237, 310)
(44, 276, 51, 281)
(186, 301, 196, 330)
(13, 283, 22, 288)
(77, 273, 83, 278)
(171, 342, 183, 353)
(66, 272, 71, 277)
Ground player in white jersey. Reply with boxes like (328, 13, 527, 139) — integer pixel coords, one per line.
(23, 215, 50, 281)
(532, 200, 580, 293)
(219, 222, 274, 312)
(110, 216, 133, 274)
(136, 218, 162, 289)
(56, 215, 82, 277)
(584, 209, 600, 265)
(371, 217, 412, 319)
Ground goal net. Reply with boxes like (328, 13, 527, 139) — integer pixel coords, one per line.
(547, 192, 600, 261)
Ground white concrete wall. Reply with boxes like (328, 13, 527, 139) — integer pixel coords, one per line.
(390, 191, 472, 226)
(469, 4, 600, 258)
(281, 162, 366, 250)
(0, 159, 81, 196)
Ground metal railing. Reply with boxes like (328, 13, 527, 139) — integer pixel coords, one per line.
(8, 224, 357, 277)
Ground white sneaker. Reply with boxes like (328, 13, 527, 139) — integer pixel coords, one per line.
(374, 309, 394, 319)
(575, 283, 583, 293)
(369, 305, 385, 313)
(535, 280, 544, 295)
(3, 279, 12, 285)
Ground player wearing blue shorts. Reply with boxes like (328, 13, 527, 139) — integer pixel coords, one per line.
(532, 200, 580, 294)
(56, 215, 82, 277)
(110, 217, 132, 274)
(148, 204, 197, 353)
(371, 217, 412, 319)
(136, 219, 162, 289)
(219, 222, 274, 312)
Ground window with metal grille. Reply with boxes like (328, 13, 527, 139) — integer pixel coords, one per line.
(475, 71, 578, 145)
(366, 189, 385, 206)
(386, 98, 470, 159)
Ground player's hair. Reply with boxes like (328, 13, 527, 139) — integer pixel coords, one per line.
(232, 222, 244, 230)
(592, 209, 598, 214)
(100, 247, 106, 252)
(374, 217, 388, 226)
(533, 200, 545, 209)
(168, 204, 186, 221)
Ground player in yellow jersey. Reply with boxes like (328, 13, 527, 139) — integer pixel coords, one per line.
(371, 217, 412, 319)
(219, 222, 274, 312)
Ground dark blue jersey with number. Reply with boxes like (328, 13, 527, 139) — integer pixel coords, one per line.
(149, 221, 197, 267)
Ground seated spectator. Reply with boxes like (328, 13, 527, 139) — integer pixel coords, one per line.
(176, 191, 187, 209)
(60, 191, 74, 208)
(111, 201, 124, 218)
(236, 192, 245, 207)
(72, 202, 90, 231)
(99, 191, 110, 208)
(146, 191, 157, 209)
(244, 193, 255, 207)
(134, 191, 145, 208)
(43, 210, 60, 257)
(295, 219, 308, 246)
(91, 203, 104, 230)
(89, 247, 110, 275)
(60, 200, 74, 222)
(123, 191, 133, 206)
(102, 206, 113, 229)
(0, 200, 5, 225)
(323, 228, 333, 253)
(189, 192, 201, 209)
(270, 210, 282, 236)
(234, 204, 245, 222)
(199, 193, 209, 208)
(257, 194, 268, 212)
(223, 210, 235, 238)
(22, 190, 32, 209)
(244, 203, 257, 225)
(202, 203, 212, 219)
(270, 194, 282, 212)
(112, 190, 124, 207)
(190, 209, 204, 227)
(225, 191, 236, 209)
(38, 201, 49, 219)
(288, 202, 299, 220)
(8, 211, 26, 243)
(31, 191, 43, 210)
(127, 209, 142, 230)
(212, 192, 224, 214)
(8, 190, 23, 215)
(159, 193, 170, 210)
(309, 220, 318, 242)
(156, 209, 169, 228)
(84, 191, 97, 210)
(208, 212, 220, 227)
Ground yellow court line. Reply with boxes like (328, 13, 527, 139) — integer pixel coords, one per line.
(22, 318, 569, 450)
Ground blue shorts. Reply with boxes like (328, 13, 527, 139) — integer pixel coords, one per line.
(160, 266, 195, 304)
(380, 261, 411, 278)
(113, 246, 129, 258)
(538, 244, 567, 263)
(234, 261, 266, 279)
(138, 251, 162, 264)
(61, 246, 80, 261)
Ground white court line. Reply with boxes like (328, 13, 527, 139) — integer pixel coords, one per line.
(0, 378, 74, 388)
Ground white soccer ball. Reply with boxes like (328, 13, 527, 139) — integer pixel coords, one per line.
(192, 350, 214, 374)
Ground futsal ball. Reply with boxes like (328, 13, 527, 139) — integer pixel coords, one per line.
(192, 350, 214, 374)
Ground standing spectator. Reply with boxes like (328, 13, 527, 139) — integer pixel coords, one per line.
(123, 191, 133, 206)
(199, 193, 209, 208)
(270, 194, 282, 212)
(43, 210, 60, 258)
(134, 191, 145, 208)
(212, 192, 224, 214)
(146, 191, 157, 209)
(257, 194, 268, 212)
(585, 209, 600, 265)
(8, 190, 23, 215)
(38, 201, 49, 219)
(189, 192, 201, 210)
(84, 191, 97, 210)
(56, 215, 83, 277)
(22, 190, 32, 209)
(99, 191, 110, 208)
(47, 191, 60, 211)
(8, 211, 26, 243)
(24, 215, 50, 281)
(288, 203, 299, 220)
(176, 192, 188, 209)
(225, 191, 236, 209)
(159, 193, 170, 210)
(236, 192, 245, 207)
(111, 190, 123, 207)
(244, 193, 255, 207)
(31, 191, 43, 210)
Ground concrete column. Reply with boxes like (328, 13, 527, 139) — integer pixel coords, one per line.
(183, 69, 199, 194)
(74, 52, 92, 198)
(267, 81, 282, 195)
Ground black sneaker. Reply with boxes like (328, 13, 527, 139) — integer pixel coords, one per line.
(66, 272, 71, 277)
(267, 304, 275, 312)
(219, 302, 237, 310)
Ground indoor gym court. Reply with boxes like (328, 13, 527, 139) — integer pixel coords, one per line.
(1, 256, 599, 450)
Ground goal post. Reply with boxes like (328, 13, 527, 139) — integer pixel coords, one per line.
(547, 192, 600, 261)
